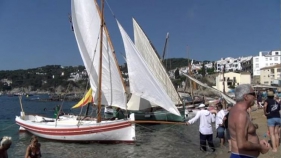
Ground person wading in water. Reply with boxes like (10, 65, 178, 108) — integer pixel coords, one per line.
(0, 136, 12, 158)
(186, 103, 216, 152)
(25, 135, 42, 158)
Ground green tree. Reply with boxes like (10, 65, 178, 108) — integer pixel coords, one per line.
(201, 62, 206, 77)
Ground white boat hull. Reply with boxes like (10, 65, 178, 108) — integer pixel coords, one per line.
(15, 114, 136, 142)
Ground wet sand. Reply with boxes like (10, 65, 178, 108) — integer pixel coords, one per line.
(217, 108, 281, 158)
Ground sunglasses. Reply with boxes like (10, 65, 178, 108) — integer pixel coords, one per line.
(247, 92, 256, 96)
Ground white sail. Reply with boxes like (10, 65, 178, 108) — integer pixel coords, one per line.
(127, 94, 157, 111)
(71, 0, 126, 109)
(132, 18, 181, 105)
(181, 72, 236, 104)
(117, 20, 180, 116)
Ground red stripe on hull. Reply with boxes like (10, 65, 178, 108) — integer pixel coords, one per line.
(16, 121, 132, 136)
(16, 120, 130, 131)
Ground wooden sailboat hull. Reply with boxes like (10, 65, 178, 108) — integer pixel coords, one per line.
(131, 109, 186, 122)
(15, 114, 136, 142)
(104, 108, 186, 122)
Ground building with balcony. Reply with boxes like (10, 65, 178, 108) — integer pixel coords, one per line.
(240, 58, 253, 74)
(260, 64, 281, 85)
(213, 72, 251, 93)
(215, 56, 252, 73)
(253, 50, 281, 76)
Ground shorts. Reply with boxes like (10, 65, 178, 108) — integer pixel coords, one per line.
(267, 118, 281, 127)
(226, 128, 230, 140)
(230, 152, 257, 158)
(216, 126, 225, 138)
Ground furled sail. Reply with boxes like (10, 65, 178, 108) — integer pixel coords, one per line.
(71, 0, 127, 109)
(117, 20, 181, 116)
(181, 72, 235, 104)
(132, 18, 181, 105)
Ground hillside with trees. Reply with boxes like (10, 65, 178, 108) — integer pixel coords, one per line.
(0, 65, 87, 93)
(0, 58, 215, 93)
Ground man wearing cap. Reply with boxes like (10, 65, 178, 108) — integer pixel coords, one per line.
(186, 103, 216, 152)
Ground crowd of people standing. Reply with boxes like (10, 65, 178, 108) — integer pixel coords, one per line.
(186, 84, 281, 158)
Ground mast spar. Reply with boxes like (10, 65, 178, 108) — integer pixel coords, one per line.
(162, 32, 169, 61)
(97, 0, 105, 123)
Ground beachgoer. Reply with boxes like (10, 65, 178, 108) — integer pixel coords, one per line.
(275, 95, 281, 104)
(215, 103, 225, 147)
(278, 126, 281, 148)
(186, 103, 216, 152)
(263, 91, 281, 152)
(25, 135, 41, 158)
(274, 94, 281, 146)
(257, 91, 263, 108)
(229, 84, 270, 158)
(0, 136, 12, 158)
(223, 104, 233, 153)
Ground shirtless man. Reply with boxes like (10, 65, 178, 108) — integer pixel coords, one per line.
(228, 84, 270, 158)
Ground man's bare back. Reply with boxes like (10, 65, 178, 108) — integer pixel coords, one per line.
(229, 104, 260, 157)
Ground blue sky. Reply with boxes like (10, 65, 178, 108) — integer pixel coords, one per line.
(0, 0, 279, 70)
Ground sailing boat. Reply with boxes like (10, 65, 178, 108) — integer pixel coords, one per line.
(15, 0, 135, 142)
(123, 18, 186, 122)
(182, 72, 235, 104)
(116, 19, 182, 122)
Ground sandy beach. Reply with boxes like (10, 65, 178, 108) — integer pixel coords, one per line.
(216, 108, 281, 158)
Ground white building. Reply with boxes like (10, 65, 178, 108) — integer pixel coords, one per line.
(260, 64, 281, 85)
(213, 72, 251, 93)
(215, 56, 252, 72)
(253, 50, 281, 76)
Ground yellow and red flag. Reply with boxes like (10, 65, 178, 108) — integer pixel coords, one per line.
(72, 88, 93, 109)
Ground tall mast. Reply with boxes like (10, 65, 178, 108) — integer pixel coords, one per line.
(188, 64, 194, 99)
(158, 32, 182, 104)
(94, 0, 128, 96)
(223, 65, 226, 94)
(162, 32, 169, 61)
(186, 46, 194, 99)
(97, 0, 105, 123)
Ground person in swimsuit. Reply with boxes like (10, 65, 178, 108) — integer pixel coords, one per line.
(25, 135, 41, 158)
(0, 136, 12, 158)
(228, 84, 270, 158)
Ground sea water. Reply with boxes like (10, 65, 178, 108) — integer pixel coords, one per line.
(0, 95, 221, 158)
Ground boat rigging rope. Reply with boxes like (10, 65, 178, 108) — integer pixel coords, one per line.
(0, 124, 16, 132)
(105, 0, 116, 19)
(55, 83, 72, 127)
(77, 29, 100, 126)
